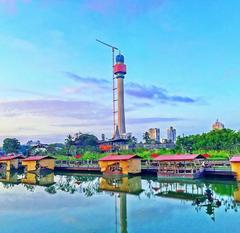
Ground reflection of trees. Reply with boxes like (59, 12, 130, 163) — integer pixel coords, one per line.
(57, 176, 77, 194)
(143, 179, 158, 199)
(45, 185, 57, 194)
(193, 196, 239, 221)
(45, 175, 101, 197)
(222, 198, 238, 212)
(2, 183, 16, 189)
(23, 184, 35, 192)
(209, 182, 238, 196)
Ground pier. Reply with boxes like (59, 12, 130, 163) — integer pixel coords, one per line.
(54, 158, 235, 179)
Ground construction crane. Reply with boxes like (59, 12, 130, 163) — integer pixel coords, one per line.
(96, 39, 119, 136)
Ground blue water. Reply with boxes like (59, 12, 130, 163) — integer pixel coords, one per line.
(0, 172, 240, 233)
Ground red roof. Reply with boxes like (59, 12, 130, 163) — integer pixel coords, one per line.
(151, 153, 159, 159)
(22, 156, 55, 161)
(154, 154, 206, 162)
(99, 154, 140, 161)
(230, 156, 240, 162)
(0, 155, 24, 161)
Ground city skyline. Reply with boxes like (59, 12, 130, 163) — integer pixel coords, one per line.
(1, 1, 240, 143)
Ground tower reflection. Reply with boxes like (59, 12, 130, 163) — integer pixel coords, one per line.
(100, 176, 143, 233)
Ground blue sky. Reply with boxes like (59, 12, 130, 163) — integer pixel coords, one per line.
(0, 0, 240, 143)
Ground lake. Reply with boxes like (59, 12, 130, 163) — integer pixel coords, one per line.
(0, 171, 240, 233)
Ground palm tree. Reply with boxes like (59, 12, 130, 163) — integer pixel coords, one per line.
(65, 134, 75, 155)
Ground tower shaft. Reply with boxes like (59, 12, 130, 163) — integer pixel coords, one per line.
(114, 53, 127, 138)
(117, 78, 126, 135)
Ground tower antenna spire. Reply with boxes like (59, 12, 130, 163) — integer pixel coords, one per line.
(96, 39, 119, 135)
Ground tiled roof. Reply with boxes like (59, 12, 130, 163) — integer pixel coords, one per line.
(154, 154, 205, 162)
(230, 156, 240, 162)
(22, 156, 55, 161)
(0, 155, 24, 161)
(99, 154, 139, 161)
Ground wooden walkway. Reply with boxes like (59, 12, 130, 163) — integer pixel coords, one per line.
(55, 160, 101, 172)
(54, 160, 235, 178)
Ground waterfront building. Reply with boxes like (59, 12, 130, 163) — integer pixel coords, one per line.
(22, 156, 55, 172)
(167, 126, 177, 143)
(148, 128, 160, 142)
(154, 154, 206, 179)
(98, 154, 141, 175)
(212, 119, 225, 130)
(0, 155, 24, 171)
(98, 126, 129, 151)
(230, 156, 240, 180)
(98, 138, 129, 151)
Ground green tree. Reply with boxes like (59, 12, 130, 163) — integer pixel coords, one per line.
(64, 132, 99, 156)
(74, 132, 98, 147)
(74, 132, 98, 152)
(143, 132, 151, 144)
(3, 138, 20, 154)
(65, 134, 75, 155)
(128, 136, 137, 148)
(176, 128, 240, 157)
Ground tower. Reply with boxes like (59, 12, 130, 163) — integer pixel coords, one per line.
(114, 54, 127, 136)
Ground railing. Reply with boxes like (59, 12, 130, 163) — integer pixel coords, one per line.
(141, 160, 231, 172)
(55, 160, 99, 168)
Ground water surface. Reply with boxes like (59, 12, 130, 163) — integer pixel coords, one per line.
(0, 171, 240, 233)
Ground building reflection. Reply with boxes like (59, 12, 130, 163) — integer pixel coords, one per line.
(0, 171, 22, 185)
(100, 176, 143, 233)
(0, 170, 55, 188)
(99, 176, 142, 194)
(21, 172, 55, 186)
(154, 180, 206, 200)
(152, 179, 240, 220)
(233, 182, 240, 203)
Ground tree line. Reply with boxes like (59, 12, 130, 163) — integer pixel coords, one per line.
(176, 128, 240, 154)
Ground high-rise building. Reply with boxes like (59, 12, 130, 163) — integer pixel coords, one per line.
(167, 126, 176, 143)
(148, 128, 160, 142)
(212, 119, 224, 130)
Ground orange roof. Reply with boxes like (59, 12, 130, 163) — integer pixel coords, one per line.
(22, 156, 55, 161)
(154, 154, 206, 162)
(99, 154, 140, 161)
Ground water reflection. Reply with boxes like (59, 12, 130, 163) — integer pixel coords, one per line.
(0, 171, 22, 185)
(99, 176, 143, 233)
(99, 176, 143, 194)
(145, 178, 239, 221)
(0, 171, 240, 232)
(22, 172, 55, 186)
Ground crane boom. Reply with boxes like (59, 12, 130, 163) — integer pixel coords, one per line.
(96, 39, 119, 136)
(96, 39, 119, 51)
